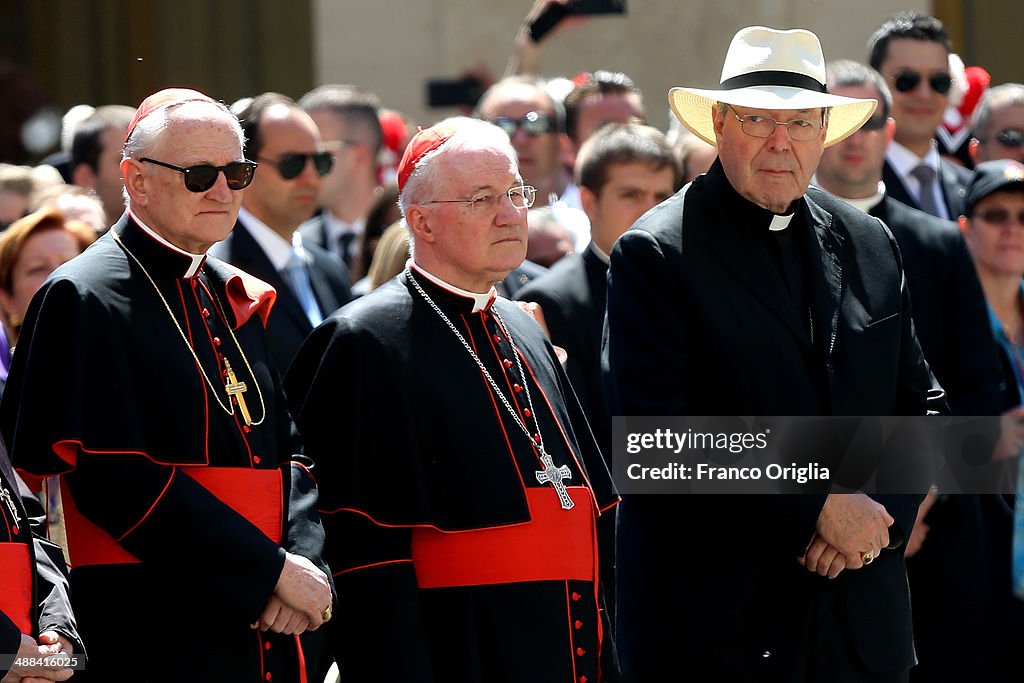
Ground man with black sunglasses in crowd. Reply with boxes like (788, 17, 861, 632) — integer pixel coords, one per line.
(869, 11, 970, 219)
(213, 92, 352, 374)
(970, 83, 1024, 166)
(0, 88, 334, 681)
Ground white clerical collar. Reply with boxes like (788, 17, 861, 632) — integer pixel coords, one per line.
(409, 260, 496, 313)
(128, 209, 205, 277)
(768, 213, 795, 231)
(811, 177, 886, 213)
(588, 241, 610, 264)
(238, 207, 308, 272)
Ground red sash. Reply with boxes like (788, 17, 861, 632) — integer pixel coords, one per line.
(62, 467, 283, 567)
(411, 486, 595, 588)
(0, 542, 33, 633)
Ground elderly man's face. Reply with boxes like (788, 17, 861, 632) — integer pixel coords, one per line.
(479, 83, 561, 195)
(973, 102, 1024, 164)
(126, 104, 245, 253)
(415, 145, 528, 292)
(713, 104, 826, 213)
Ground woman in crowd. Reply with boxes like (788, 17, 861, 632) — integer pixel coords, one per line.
(0, 208, 96, 391)
(959, 159, 1024, 679)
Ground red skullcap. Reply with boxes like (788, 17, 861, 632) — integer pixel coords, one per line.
(125, 87, 216, 144)
(396, 121, 462, 193)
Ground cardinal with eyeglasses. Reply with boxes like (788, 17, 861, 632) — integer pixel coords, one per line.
(285, 117, 619, 682)
(0, 88, 334, 682)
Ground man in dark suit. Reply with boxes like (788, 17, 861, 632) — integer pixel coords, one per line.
(516, 122, 679, 457)
(212, 93, 352, 374)
(605, 27, 946, 682)
(814, 61, 1008, 682)
(868, 12, 970, 219)
(297, 85, 384, 273)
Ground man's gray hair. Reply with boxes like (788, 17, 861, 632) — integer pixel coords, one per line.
(123, 99, 243, 161)
(398, 117, 518, 217)
(971, 83, 1024, 141)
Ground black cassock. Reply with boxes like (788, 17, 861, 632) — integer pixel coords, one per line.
(285, 266, 620, 682)
(0, 216, 331, 682)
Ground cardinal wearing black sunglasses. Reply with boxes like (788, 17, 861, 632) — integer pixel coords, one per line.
(21, 88, 337, 681)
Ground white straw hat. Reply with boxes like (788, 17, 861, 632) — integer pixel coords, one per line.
(668, 26, 877, 148)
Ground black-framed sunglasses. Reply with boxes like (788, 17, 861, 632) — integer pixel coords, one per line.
(891, 70, 952, 95)
(488, 111, 555, 138)
(989, 128, 1024, 148)
(140, 158, 257, 192)
(258, 151, 335, 180)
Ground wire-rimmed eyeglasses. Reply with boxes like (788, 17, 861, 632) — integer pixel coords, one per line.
(725, 104, 824, 141)
(421, 185, 537, 211)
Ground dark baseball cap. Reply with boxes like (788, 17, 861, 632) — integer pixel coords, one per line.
(964, 159, 1024, 215)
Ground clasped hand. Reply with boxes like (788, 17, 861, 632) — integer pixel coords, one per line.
(798, 493, 893, 579)
(251, 552, 332, 635)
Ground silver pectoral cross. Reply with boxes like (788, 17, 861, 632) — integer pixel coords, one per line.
(535, 453, 574, 510)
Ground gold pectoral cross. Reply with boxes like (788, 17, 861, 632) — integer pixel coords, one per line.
(223, 358, 252, 426)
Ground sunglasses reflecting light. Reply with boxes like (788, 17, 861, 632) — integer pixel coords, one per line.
(488, 111, 555, 138)
(140, 157, 257, 192)
(259, 151, 335, 180)
(892, 70, 952, 95)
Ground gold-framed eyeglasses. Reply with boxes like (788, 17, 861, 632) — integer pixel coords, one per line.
(422, 185, 537, 211)
(725, 104, 823, 141)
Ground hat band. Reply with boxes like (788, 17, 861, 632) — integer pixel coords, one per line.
(720, 70, 827, 94)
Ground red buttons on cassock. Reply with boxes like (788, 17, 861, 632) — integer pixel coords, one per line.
(576, 647, 585, 657)
(533, 434, 541, 443)
(493, 334, 502, 343)
(524, 409, 532, 417)
(503, 359, 512, 368)
(574, 620, 582, 630)
(571, 592, 581, 601)
(243, 425, 251, 434)
(253, 455, 261, 465)
(264, 641, 271, 651)
(579, 677, 588, 683)
(513, 384, 522, 393)
(265, 673, 272, 681)
(202, 308, 210, 318)
(213, 337, 222, 346)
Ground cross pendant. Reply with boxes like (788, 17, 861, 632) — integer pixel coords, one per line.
(535, 453, 574, 510)
(223, 358, 252, 426)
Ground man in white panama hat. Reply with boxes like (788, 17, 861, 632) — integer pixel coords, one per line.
(604, 26, 946, 681)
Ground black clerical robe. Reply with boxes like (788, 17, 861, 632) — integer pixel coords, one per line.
(285, 267, 620, 682)
(0, 216, 331, 683)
